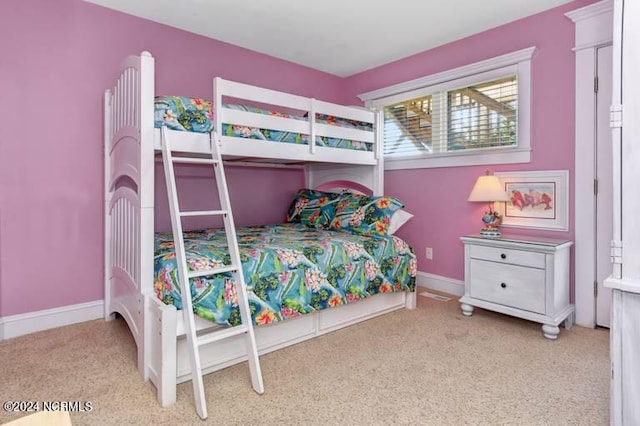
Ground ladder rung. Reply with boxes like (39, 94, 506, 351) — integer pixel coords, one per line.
(172, 157, 219, 165)
(188, 265, 238, 278)
(197, 325, 249, 346)
(180, 209, 228, 217)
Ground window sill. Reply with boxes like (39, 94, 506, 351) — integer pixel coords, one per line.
(384, 147, 531, 170)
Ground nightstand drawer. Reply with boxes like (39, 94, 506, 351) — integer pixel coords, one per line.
(469, 244, 545, 269)
(469, 259, 545, 314)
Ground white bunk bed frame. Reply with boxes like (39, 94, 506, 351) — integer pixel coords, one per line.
(104, 51, 416, 407)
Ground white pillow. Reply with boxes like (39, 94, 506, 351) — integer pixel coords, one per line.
(388, 209, 414, 235)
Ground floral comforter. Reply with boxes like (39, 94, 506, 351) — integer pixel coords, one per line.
(154, 223, 416, 326)
(154, 96, 372, 152)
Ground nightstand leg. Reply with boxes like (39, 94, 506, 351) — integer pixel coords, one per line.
(460, 303, 474, 316)
(542, 324, 560, 340)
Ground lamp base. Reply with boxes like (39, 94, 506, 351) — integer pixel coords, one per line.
(479, 226, 501, 237)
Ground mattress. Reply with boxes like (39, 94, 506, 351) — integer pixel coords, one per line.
(154, 223, 417, 326)
(154, 96, 373, 151)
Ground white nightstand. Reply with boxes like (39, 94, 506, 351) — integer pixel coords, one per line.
(459, 234, 574, 340)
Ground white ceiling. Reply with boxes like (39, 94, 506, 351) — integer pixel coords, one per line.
(85, 0, 573, 77)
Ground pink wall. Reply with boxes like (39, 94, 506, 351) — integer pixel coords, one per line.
(154, 164, 305, 233)
(344, 0, 596, 285)
(0, 0, 597, 318)
(0, 0, 341, 317)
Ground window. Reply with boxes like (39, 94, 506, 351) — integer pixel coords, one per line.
(360, 47, 535, 169)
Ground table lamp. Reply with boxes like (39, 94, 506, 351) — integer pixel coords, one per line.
(468, 171, 510, 237)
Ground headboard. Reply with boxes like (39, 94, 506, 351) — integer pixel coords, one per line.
(305, 163, 382, 196)
(314, 180, 372, 195)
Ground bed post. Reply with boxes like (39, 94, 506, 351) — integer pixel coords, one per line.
(405, 291, 417, 309)
(373, 108, 384, 196)
(305, 107, 383, 195)
(373, 107, 416, 307)
(139, 51, 155, 382)
(157, 303, 178, 407)
(104, 89, 114, 321)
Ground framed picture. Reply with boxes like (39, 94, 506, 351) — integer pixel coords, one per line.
(494, 170, 569, 231)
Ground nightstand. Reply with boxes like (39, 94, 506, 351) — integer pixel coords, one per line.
(459, 234, 574, 340)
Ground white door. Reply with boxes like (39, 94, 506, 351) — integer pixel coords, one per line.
(595, 44, 613, 328)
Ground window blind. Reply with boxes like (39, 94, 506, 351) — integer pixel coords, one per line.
(383, 75, 518, 158)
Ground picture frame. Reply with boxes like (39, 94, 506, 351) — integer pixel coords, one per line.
(494, 170, 569, 231)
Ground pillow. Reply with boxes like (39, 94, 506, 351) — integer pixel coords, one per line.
(314, 113, 373, 131)
(284, 189, 340, 228)
(329, 193, 404, 236)
(154, 96, 214, 133)
(388, 209, 414, 235)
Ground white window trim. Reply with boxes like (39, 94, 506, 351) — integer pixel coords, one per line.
(359, 47, 536, 170)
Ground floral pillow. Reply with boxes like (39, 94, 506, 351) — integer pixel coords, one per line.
(154, 96, 214, 133)
(329, 193, 404, 236)
(285, 189, 340, 228)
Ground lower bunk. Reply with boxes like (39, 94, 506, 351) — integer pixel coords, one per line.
(148, 288, 415, 406)
(147, 220, 417, 405)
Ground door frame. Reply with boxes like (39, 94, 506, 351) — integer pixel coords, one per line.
(566, 0, 613, 327)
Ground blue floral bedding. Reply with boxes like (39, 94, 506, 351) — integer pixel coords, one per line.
(154, 96, 373, 152)
(154, 223, 416, 326)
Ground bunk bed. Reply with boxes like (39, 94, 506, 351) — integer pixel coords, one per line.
(104, 51, 417, 408)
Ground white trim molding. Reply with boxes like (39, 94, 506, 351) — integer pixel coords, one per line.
(567, 0, 613, 328)
(384, 148, 531, 171)
(0, 300, 104, 342)
(358, 47, 537, 103)
(565, 0, 613, 22)
(416, 271, 464, 297)
(566, 0, 614, 51)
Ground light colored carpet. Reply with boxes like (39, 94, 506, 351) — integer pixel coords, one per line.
(0, 294, 609, 425)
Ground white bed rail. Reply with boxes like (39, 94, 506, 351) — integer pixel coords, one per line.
(213, 77, 377, 157)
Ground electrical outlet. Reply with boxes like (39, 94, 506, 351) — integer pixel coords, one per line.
(425, 247, 433, 260)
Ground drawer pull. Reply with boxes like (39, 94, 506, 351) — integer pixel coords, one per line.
(500, 282, 507, 288)
(500, 253, 507, 259)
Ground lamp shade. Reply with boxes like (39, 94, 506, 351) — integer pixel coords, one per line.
(468, 175, 509, 202)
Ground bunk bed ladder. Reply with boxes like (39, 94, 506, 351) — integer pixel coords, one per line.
(160, 126, 264, 419)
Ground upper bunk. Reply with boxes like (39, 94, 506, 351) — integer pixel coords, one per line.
(106, 51, 380, 167)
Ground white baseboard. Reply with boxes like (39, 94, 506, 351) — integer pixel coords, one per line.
(416, 271, 464, 297)
(0, 274, 461, 341)
(0, 300, 104, 342)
